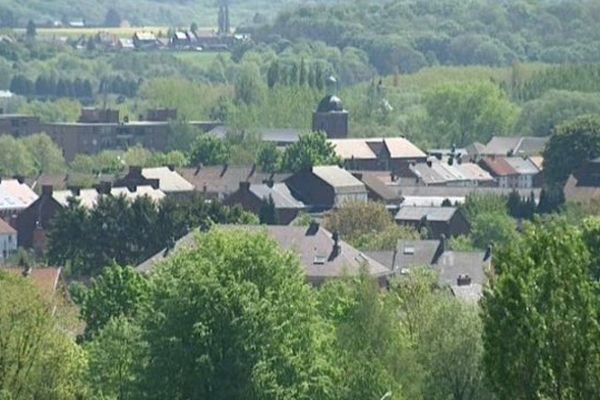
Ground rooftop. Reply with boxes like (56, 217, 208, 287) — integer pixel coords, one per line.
(0, 179, 38, 212)
(52, 186, 165, 209)
(312, 166, 366, 194)
(0, 217, 16, 235)
(142, 167, 195, 193)
(249, 183, 305, 209)
(395, 206, 460, 222)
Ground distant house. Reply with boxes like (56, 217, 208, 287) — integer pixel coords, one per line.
(352, 172, 403, 204)
(394, 206, 470, 239)
(16, 184, 165, 254)
(137, 223, 392, 286)
(171, 31, 192, 48)
(2, 267, 63, 302)
(329, 137, 427, 172)
(481, 136, 548, 157)
(366, 238, 492, 302)
(479, 156, 541, 189)
(564, 158, 600, 203)
(133, 32, 158, 49)
(178, 165, 290, 200)
(224, 182, 305, 224)
(0, 179, 38, 220)
(409, 159, 494, 187)
(114, 166, 195, 198)
(0, 217, 16, 262)
(285, 166, 368, 210)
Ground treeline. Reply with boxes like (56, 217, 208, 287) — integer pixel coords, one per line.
(47, 193, 258, 276)
(9, 74, 139, 99)
(254, 0, 600, 74)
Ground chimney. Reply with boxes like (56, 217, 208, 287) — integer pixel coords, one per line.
(427, 160, 433, 168)
(68, 186, 81, 197)
(440, 234, 447, 253)
(97, 181, 112, 195)
(239, 181, 250, 191)
(12, 175, 24, 184)
(352, 172, 363, 181)
(457, 274, 472, 286)
(167, 164, 175, 172)
(306, 220, 320, 236)
(331, 230, 341, 258)
(41, 185, 53, 196)
(483, 243, 493, 262)
(129, 165, 142, 177)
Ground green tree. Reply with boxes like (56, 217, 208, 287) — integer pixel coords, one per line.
(0, 135, 36, 177)
(258, 195, 277, 225)
(138, 229, 337, 399)
(85, 317, 145, 400)
(423, 81, 518, 146)
(482, 220, 600, 399)
(470, 211, 517, 249)
(234, 63, 264, 105)
(281, 132, 340, 172)
(75, 265, 150, 339)
(543, 115, 600, 187)
(462, 193, 508, 223)
(104, 8, 122, 27)
(256, 142, 281, 173)
(0, 272, 86, 399)
(22, 133, 66, 174)
(26, 19, 36, 38)
(189, 134, 230, 166)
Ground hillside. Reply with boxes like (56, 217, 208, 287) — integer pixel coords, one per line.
(0, 0, 343, 27)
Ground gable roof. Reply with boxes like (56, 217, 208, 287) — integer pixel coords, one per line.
(504, 157, 540, 175)
(436, 251, 490, 302)
(312, 166, 366, 194)
(136, 225, 391, 283)
(353, 172, 402, 203)
(411, 161, 493, 185)
(0, 217, 15, 235)
(483, 136, 549, 156)
(2, 267, 62, 299)
(395, 206, 459, 223)
(395, 239, 442, 270)
(328, 137, 426, 160)
(249, 183, 305, 209)
(142, 167, 195, 193)
(0, 179, 38, 212)
(480, 157, 517, 177)
(178, 166, 290, 197)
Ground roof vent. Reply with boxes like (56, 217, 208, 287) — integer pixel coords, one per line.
(403, 246, 415, 255)
(313, 255, 326, 265)
(457, 274, 472, 286)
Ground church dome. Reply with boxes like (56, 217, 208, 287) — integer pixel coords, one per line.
(316, 95, 344, 113)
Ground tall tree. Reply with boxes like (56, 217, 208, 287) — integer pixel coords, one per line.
(104, 8, 122, 27)
(280, 132, 340, 172)
(543, 114, 600, 187)
(482, 220, 600, 399)
(138, 229, 337, 399)
(189, 134, 231, 166)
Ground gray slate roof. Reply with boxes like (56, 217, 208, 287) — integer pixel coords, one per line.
(136, 224, 391, 283)
(395, 206, 459, 222)
(249, 183, 305, 209)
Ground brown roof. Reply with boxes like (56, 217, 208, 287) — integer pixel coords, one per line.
(353, 172, 402, 203)
(479, 157, 517, 177)
(2, 267, 62, 299)
(0, 218, 16, 235)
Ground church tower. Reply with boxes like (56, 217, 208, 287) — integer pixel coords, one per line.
(312, 76, 349, 138)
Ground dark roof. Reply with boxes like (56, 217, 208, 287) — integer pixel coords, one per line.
(436, 251, 490, 302)
(0, 217, 16, 235)
(395, 239, 442, 271)
(178, 166, 290, 198)
(249, 183, 305, 209)
(395, 206, 460, 223)
(354, 172, 403, 203)
(317, 95, 345, 113)
(136, 225, 391, 283)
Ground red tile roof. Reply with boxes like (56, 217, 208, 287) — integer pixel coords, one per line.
(2, 267, 62, 299)
(480, 157, 517, 177)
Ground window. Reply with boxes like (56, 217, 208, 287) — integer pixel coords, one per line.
(313, 255, 326, 265)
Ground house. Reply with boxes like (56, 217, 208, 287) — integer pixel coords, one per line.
(394, 206, 470, 239)
(409, 159, 494, 187)
(133, 32, 158, 49)
(0, 178, 38, 220)
(481, 136, 548, 157)
(178, 165, 290, 200)
(285, 166, 368, 210)
(171, 31, 192, 48)
(352, 172, 403, 204)
(224, 182, 305, 225)
(136, 223, 392, 286)
(564, 158, 600, 203)
(0, 218, 16, 262)
(329, 137, 427, 172)
(0, 114, 41, 137)
(16, 184, 164, 253)
(113, 166, 195, 198)
(2, 267, 63, 301)
(366, 238, 491, 302)
(479, 156, 541, 189)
